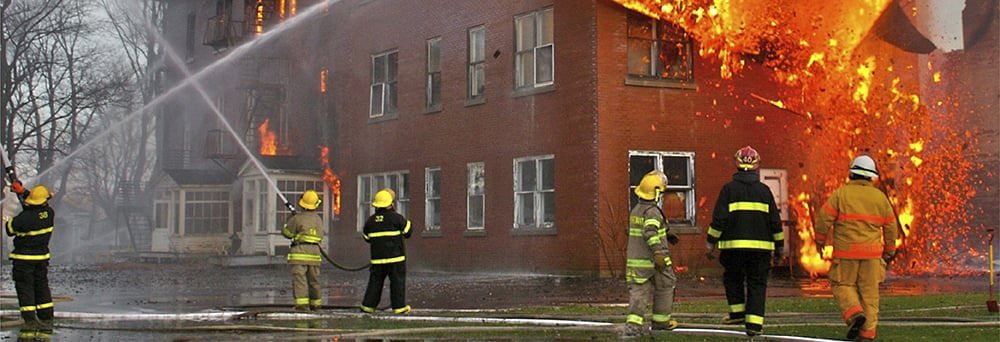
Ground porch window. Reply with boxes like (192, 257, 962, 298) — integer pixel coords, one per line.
(184, 190, 230, 235)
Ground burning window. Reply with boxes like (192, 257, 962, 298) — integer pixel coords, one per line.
(357, 171, 409, 231)
(514, 7, 554, 89)
(629, 151, 695, 224)
(626, 12, 694, 84)
(425, 167, 441, 231)
(370, 50, 398, 118)
(467, 162, 485, 230)
(319, 68, 328, 93)
(468, 26, 486, 99)
(426, 37, 442, 108)
(514, 155, 555, 230)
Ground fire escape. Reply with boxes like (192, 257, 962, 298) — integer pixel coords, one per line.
(116, 182, 154, 252)
(240, 55, 289, 156)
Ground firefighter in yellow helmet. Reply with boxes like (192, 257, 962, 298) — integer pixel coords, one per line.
(360, 188, 412, 315)
(5, 185, 55, 330)
(623, 170, 679, 337)
(705, 146, 782, 337)
(814, 155, 898, 341)
(281, 189, 325, 311)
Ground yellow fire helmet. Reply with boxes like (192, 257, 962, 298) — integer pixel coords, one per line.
(371, 188, 395, 208)
(24, 185, 51, 206)
(298, 190, 321, 210)
(634, 171, 667, 201)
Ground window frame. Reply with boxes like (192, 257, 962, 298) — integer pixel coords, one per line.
(628, 150, 696, 225)
(513, 155, 555, 232)
(425, 167, 441, 231)
(467, 162, 485, 231)
(467, 25, 486, 101)
(369, 49, 399, 119)
(426, 37, 442, 110)
(625, 12, 695, 87)
(514, 7, 554, 90)
(357, 170, 410, 231)
(182, 189, 231, 236)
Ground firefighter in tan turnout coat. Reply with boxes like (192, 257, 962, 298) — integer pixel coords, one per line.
(815, 155, 899, 342)
(282, 190, 325, 311)
(623, 170, 679, 336)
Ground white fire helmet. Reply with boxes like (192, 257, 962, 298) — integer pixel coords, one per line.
(849, 155, 879, 178)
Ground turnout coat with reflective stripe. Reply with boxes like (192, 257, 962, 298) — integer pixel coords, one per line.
(814, 179, 899, 259)
(6, 205, 55, 261)
(362, 208, 411, 264)
(706, 171, 782, 251)
(282, 211, 325, 265)
(625, 200, 670, 283)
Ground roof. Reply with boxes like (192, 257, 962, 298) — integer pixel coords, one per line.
(163, 168, 235, 186)
(238, 155, 322, 178)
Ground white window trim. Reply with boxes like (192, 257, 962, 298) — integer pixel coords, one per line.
(468, 26, 486, 99)
(514, 7, 554, 89)
(357, 170, 410, 232)
(369, 50, 397, 118)
(426, 37, 442, 108)
(629, 150, 696, 225)
(425, 167, 441, 231)
(513, 154, 555, 230)
(467, 162, 486, 230)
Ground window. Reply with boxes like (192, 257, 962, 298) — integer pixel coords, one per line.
(154, 190, 178, 234)
(370, 50, 398, 118)
(468, 26, 486, 99)
(467, 162, 485, 230)
(628, 151, 695, 224)
(277, 180, 327, 226)
(185, 12, 196, 61)
(358, 171, 410, 231)
(626, 12, 694, 84)
(426, 37, 442, 109)
(425, 167, 441, 231)
(320, 68, 329, 94)
(184, 190, 230, 235)
(514, 155, 554, 230)
(514, 8, 554, 89)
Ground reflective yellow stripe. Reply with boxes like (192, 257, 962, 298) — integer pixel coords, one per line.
(773, 232, 785, 241)
(626, 258, 654, 268)
(746, 314, 764, 325)
(5, 220, 14, 235)
(707, 226, 722, 238)
(717, 240, 775, 250)
(9, 253, 50, 260)
(628, 228, 643, 237)
(393, 305, 411, 314)
(729, 202, 769, 212)
(14, 226, 53, 237)
(36, 302, 53, 309)
(310, 298, 323, 306)
(652, 313, 672, 323)
(730, 303, 746, 313)
(646, 236, 661, 246)
(368, 230, 402, 238)
(20, 305, 36, 312)
(295, 297, 310, 305)
(18, 331, 51, 339)
(643, 218, 661, 228)
(287, 253, 322, 262)
(295, 234, 322, 243)
(360, 305, 376, 313)
(371, 255, 405, 264)
(663, 256, 672, 266)
(626, 314, 644, 325)
(402, 220, 411, 234)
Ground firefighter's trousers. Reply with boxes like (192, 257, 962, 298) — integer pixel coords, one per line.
(12, 260, 54, 321)
(829, 258, 885, 340)
(719, 249, 771, 330)
(627, 267, 676, 325)
(362, 262, 407, 311)
(291, 264, 322, 308)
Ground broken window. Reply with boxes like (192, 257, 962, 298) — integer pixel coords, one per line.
(357, 171, 409, 231)
(514, 7, 554, 89)
(626, 12, 694, 84)
(425, 167, 441, 231)
(426, 37, 442, 109)
(370, 50, 398, 118)
(514, 155, 555, 230)
(468, 26, 486, 100)
(467, 162, 485, 230)
(628, 151, 695, 224)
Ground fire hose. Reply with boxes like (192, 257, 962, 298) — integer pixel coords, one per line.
(282, 201, 370, 272)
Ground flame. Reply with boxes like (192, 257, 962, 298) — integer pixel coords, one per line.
(792, 192, 831, 277)
(319, 146, 342, 215)
(254, 0, 264, 35)
(258, 118, 278, 156)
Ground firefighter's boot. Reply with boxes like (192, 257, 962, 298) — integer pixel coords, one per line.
(722, 313, 745, 324)
(622, 323, 647, 337)
(293, 304, 309, 311)
(651, 319, 678, 331)
(846, 313, 867, 340)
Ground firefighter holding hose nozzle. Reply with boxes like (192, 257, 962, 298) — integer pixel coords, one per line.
(281, 190, 326, 311)
(814, 155, 899, 342)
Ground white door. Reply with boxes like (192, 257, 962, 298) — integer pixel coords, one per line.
(760, 169, 789, 252)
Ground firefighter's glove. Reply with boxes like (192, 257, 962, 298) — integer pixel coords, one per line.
(666, 233, 680, 245)
(10, 180, 24, 195)
(773, 246, 784, 264)
(704, 242, 716, 260)
(882, 250, 896, 263)
(652, 251, 668, 271)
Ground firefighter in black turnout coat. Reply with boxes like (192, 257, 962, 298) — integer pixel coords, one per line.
(5, 185, 56, 329)
(360, 188, 412, 314)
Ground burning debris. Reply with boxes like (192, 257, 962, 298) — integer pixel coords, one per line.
(615, 0, 982, 276)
